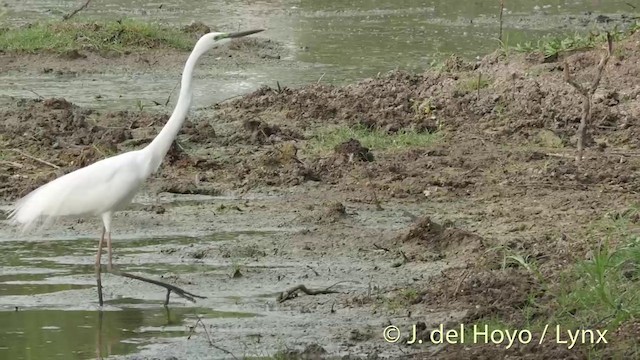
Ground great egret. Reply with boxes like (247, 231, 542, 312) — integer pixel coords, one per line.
(8, 28, 265, 306)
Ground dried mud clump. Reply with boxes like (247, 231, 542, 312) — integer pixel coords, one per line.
(400, 216, 485, 258)
(237, 143, 320, 188)
(0, 97, 219, 199)
(181, 119, 217, 144)
(224, 33, 640, 153)
(434, 336, 586, 360)
(334, 138, 374, 162)
(304, 201, 348, 224)
(227, 72, 447, 131)
(422, 268, 542, 324)
(233, 119, 303, 145)
(181, 21, 211, 35)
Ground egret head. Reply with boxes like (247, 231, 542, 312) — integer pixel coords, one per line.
(196, 29, 265, 52)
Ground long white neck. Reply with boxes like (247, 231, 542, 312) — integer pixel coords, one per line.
(142, 44, 207, 175)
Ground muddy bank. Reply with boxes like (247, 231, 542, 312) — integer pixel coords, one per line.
(0, 39, 284, 76)
(0, 21, 285, 75)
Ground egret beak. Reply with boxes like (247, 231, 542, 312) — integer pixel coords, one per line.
(225, 29, 265, 39)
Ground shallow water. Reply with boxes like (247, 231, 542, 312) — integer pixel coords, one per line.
(0, 230, 262, 359)
(1, 0, 635, 108)
(0, 306, 254, 360)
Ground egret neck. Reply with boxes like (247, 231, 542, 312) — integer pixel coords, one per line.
(142, 41, 210, 176)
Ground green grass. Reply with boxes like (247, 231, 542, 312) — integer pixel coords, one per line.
(499, 206, 640, 356)
(0, 20, 196, 54)
(553, 207, 640, 329)
(307, 125, 442, 154)
(460, 207, 640, 356)
(510, 24, 637, 58)
(455, 74, 492, 95)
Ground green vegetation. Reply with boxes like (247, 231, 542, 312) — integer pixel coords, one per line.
(455, 74, 492, 95)
(510, 25, 636, 58)
(0, 20, 196, 54)
(553, 208, 640, 330)
(473, 207, 640, 356)
(307, 125, 442, 154)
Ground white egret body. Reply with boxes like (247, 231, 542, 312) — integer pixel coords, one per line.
(8, 29, 264, 306)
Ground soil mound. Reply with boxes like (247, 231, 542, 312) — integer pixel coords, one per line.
(400, 216, 486, 258)
(0, 97, 218, 198)
(223, 119, 303, 145)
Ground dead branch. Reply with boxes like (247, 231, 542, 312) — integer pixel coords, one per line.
(545, 152, 576, 159)
(277, 281, 348, 303)
(306, 265, 320, 276)
(105, 268, 206, 305)
(498, 0, 505, 42)
(165, 79, 181, 106)
(187, 318, 238, 359)
(373, 243, 390, 252)
(10, 149, 60, 169)
(62, 0, 92, 21)
(563, 32, 612, 164)
(399, 250, 410, 263)
(24, 88, 44, 100)
(0, 159, 24, 168)
(453, 269, 470, 296)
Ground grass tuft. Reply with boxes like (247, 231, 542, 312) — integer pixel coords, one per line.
(510, 24, 637, 58)
(553, 207, 640, 330)
(307, 125, 442, 154)
(0, 20, 196, 54)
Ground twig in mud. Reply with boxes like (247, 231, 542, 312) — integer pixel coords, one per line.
(546, 152, 576, 159)
(105, 268, 206, 305)
(604, 151, 640, 157)
(187, 318, 238, 359)
(369, 179, 383, 211)
(277, 281, 350, 303)
(62, 0, 92, 21)
(306, 265, 320, 276)
(498, 0, 505, 42)
(373, 243, 390, 252)
(563, 32, 612, 164)
(10, 149, 60, 169)
(0, 160, 24, 169)
(164, 79, 181, 106)
(399, 250, 410, 263)
(317, 73, 326, 84)
(453, 269, 470, 297)
(625, 2, 636, 9)
(348, 171, 383, 210)
(24, 88, 44, 100)
(91, 144, 107, 159)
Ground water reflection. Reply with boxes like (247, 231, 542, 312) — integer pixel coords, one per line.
(0, 306, 249, 360)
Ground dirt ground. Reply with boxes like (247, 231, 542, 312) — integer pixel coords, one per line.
(2, 27, 640, 359)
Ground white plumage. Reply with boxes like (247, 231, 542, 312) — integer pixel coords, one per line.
(10, 150, 146, 231)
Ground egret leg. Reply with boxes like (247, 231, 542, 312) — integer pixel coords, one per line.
(106, 231, 113, 271)
(96, 227, 105, 307)
(101, 212, 113, 271)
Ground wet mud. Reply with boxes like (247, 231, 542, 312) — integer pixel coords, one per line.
(2, 10, 640, 360)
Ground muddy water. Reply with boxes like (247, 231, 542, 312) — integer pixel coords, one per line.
(0, 306, 252, 360)
(1, 0, 635, 109)
(0, 190, 453, 359)
(0, 230, 260, 359)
